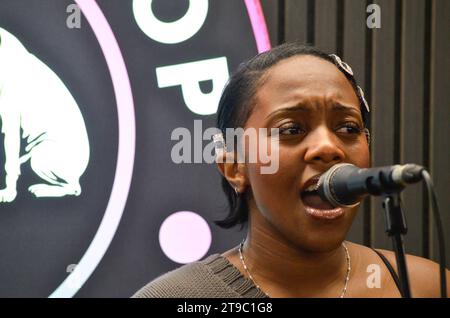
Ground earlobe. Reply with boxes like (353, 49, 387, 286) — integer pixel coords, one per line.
(235, 162, 249, 192)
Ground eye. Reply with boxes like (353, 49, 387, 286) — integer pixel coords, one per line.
(335, 122, 363, 135)
(278, 122, 306, 136)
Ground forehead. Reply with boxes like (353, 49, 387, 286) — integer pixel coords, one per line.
(251, 55, 360, 118)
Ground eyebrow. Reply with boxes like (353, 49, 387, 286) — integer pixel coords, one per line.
(265, 103, 362, 121)
(330, 104, 362, 116)
(330, 104, 364, 123)
(265, 103, 312, 121)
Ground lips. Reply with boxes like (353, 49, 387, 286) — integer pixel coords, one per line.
(300, 174, 344, 220)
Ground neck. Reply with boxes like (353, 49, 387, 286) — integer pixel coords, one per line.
(242, 214, 350, 297)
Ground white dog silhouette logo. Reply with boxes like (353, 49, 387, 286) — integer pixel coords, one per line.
(0, 28, 90, 202)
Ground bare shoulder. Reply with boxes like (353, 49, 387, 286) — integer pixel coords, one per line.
(373, 248, 449, 298)
(345, 242, 448, 297)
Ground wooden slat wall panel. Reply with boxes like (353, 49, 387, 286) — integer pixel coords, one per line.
(314, 0, 338, 53)
(400, 0, 426, 257)
(430, 0, 450, 266)
(285, 0, 308, 43)
(342, 0, 369, 246)
(262, 0, 449, 260)
(370, 0, 398, 251)
(342, 0, 367, 89)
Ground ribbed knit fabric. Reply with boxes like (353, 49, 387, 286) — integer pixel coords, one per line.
(132, 254, 268, 298)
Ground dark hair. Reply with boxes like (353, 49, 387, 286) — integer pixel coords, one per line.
(215, 42, 370, 229)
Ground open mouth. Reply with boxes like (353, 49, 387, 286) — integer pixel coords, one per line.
(300, 178, 345, 220)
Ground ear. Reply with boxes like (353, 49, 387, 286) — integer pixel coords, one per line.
(216, 151, 248, 193)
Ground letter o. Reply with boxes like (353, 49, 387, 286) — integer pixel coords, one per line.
(133, 0, 209, 44)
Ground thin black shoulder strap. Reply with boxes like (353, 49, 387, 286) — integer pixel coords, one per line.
(372, 248, 404, 297)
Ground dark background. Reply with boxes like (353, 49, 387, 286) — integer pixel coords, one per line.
(0, 0, 256, 297)
(0, 0, 118, 297)
(0, 0, 448, 297)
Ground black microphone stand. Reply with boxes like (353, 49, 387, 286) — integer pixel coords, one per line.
(382, 193, 411, 298)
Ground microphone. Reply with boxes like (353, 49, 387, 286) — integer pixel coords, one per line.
(317, 163, 425, 207)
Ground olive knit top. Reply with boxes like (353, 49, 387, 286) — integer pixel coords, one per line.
(132, 254, 268, 298)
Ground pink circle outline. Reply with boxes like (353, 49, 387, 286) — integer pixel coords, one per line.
(245, 0, 272, 52)
(50, 0, 136, 297)
(50, 0, 271, 297)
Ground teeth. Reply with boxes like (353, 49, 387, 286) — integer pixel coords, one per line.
(304, 183, 318, 192)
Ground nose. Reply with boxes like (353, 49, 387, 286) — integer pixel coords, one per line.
(303, 126, 345, 166)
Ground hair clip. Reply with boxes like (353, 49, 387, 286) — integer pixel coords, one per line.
(357, 86, 370, 113)
(212, 132, 227, 153)
(329, 54, 354, 77)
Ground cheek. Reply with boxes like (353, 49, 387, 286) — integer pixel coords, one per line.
(246, 149, 303, 208)
(347, 141, 370, 168)
(243, 134, 297, 188)
(247, 163, 292, 195)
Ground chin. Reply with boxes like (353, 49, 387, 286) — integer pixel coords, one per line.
(302, 217, 355, 252)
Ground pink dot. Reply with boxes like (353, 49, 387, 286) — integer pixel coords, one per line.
(159, 211, 212, 264)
